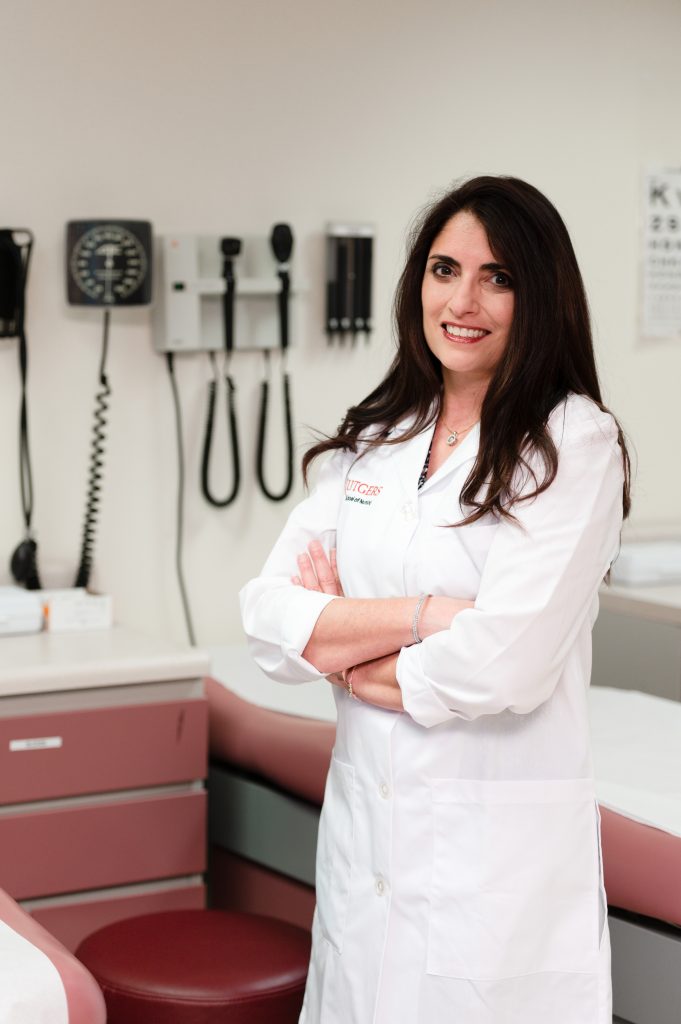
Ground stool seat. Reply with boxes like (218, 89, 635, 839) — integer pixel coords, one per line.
(76, 909, 311, 1024)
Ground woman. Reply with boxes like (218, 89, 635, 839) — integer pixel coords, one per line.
(240, 176, 631, 1024)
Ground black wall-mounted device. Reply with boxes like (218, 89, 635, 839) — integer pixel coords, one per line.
(255, 223, 295, 502)
(1, 228, 42, 589)
(66, 218, 153, 588)
(66, 220, 153, 307)
(326, 222, 374, 343)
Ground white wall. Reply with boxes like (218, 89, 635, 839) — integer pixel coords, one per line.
(1, 0, 679, 645)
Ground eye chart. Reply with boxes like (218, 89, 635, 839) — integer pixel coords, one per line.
(642, 168, 681, 339)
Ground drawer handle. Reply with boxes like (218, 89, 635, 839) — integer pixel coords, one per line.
(9, 736, 63, 752)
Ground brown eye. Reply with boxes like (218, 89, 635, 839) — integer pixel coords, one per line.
(491, 271, 512, 288)
(432, 262, 454, 278)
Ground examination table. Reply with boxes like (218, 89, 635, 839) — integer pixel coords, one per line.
(0, 885, 105, 1023)
(206, 642, 681, 1024)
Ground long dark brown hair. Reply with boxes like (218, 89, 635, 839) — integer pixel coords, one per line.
(304, 176, 631, 529)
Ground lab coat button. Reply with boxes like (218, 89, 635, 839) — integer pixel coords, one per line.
(379, 781, 390, 799)
(401, 502, 416, 522)
(375, 876, 386, 896)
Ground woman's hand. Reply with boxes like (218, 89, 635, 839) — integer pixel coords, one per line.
(291, 542, 345, 597)
(418, 595, 475, 638)
(290, 541, 473, 685)
(326, 658, 403, 712)
(350, 654, 404, 711)
(324, 656, 404, 712)
(326, 670, 346, 687)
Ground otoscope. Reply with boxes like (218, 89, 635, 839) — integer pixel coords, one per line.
(200, 237, 242, 507)
(255, 223, 295, 502)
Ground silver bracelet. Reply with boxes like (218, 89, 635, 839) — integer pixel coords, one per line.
(412, 593, 430, 644)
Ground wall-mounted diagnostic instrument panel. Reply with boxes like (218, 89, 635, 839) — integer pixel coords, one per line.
(152, 233, 297, 353)
(1, 216, 374, 646)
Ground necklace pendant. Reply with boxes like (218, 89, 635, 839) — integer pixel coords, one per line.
(446, 431, 458, 446)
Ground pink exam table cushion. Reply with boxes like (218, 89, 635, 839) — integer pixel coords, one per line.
(205, 677, 334, 805)
(0, 887, 106, 1024)
(206, 678, 681, 928)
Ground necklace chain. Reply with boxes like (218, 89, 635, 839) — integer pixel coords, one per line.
(440, 415, 479, 447)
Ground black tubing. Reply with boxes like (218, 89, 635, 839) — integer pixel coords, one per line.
(255, 372, 294, 502)
(200, 374, 241, 507)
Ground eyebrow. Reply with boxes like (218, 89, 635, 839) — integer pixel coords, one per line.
(428, 254, 508, 272)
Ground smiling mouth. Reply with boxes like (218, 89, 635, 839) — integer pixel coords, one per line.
(441, 323, 490, 343)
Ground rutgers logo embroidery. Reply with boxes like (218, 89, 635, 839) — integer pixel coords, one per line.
(344, 478, 384, 506)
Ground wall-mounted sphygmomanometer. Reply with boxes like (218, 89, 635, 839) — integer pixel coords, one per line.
(67, 220, 152, 306)
(326, 222, 374, 343)
(66, 219, 153, 587)
(0, 228, 42, 589)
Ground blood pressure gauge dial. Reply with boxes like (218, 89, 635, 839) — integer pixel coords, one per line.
(66, 220, 153, 306)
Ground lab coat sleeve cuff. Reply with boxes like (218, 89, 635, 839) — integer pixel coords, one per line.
(240, 574, 341, 684)
(396, 643, 453, 728)
(281, 589, 340, 678)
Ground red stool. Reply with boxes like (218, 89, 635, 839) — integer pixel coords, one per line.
(76, 909, 311, 1024)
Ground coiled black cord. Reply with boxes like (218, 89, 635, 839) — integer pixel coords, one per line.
(166, 353, 196, 646)
(255, 351, 294, 502)
(74, 309, 111, 587)
(200, 351, 241, 507)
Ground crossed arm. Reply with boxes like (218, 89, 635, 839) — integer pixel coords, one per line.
(291, 540, 474, 711)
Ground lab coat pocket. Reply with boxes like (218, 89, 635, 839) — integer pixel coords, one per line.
(315, 756, 355, 954)
(426, 777, 601, 980)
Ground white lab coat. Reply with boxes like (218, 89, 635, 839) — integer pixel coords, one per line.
(240, 392, 624, 1024)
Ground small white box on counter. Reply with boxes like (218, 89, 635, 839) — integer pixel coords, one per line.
(0, 587, 44, 635)
(610, 540, 681, 586)
(41, 589, 113, 632)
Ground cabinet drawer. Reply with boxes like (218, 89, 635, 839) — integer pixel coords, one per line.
(0, 699, 207, 802)
(0, 788, 206, 899)
(26, 879, 206, 952)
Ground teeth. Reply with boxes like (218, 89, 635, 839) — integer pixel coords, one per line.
(444, 325, 488, 339)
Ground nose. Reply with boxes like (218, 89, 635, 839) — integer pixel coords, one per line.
(446, 275, 479, 318)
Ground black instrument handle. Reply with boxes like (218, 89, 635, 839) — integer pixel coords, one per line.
(222, 262, 235, 352)
(277, 269, 290, 351)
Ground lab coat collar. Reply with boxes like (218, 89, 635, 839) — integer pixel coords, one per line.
(390, 414, 480, 500)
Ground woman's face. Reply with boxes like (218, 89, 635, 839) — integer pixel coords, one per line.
(421, 211, 514, 390)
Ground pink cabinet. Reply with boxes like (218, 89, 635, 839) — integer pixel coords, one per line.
(0, 789, 206, 900)
(0, 699, 207, 803)
(0, 631, 210, 951)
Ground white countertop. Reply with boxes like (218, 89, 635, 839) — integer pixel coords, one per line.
(600, 582, 681, 625)
(589, 685, 681, 838)
(0, 627, 211, 697)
